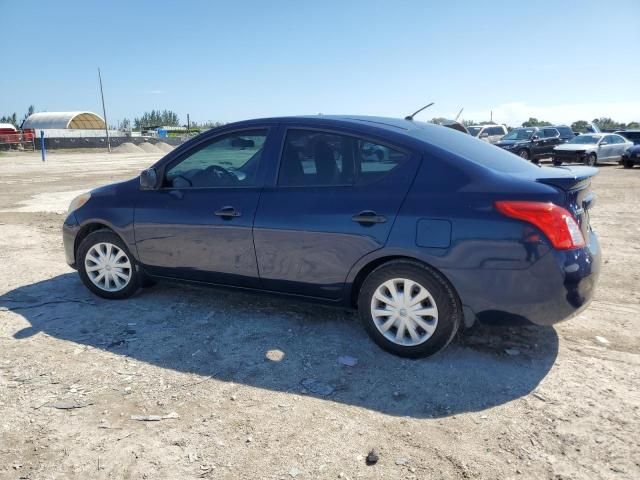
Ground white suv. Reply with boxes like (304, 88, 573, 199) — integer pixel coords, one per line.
(467, 124, 508, 144)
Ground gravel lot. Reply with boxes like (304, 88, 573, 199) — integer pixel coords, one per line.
(0, 150, 638, 480)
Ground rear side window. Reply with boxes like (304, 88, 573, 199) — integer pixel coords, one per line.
(488, 126, 504, 136)
(543, 128, 559, 138)
(278, 129, 407, 186)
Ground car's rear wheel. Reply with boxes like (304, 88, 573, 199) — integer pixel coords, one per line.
(77, 230, 140, 299)
(584, 153, 597, 166)
(517, 149, 530, 161)
(358, 260, 461, 358)
(622, 158, 634, 169)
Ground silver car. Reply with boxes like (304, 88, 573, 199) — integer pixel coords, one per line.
(552, 133, 633, 166)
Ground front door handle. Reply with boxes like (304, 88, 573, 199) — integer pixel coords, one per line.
(352, 210, 387, 224)
(215, 206, 241, 218)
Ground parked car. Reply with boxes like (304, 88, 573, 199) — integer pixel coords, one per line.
(616, 131, 640, 168)
(494, 126, 563, 162)
(553, 133, 633, 166)
(63, 116, 601, 358)
(467, 124, 508, 144)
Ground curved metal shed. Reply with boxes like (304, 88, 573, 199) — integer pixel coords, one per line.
(22, 112, 106, 130)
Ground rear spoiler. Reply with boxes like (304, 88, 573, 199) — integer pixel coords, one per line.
(534, 166, 598, 191)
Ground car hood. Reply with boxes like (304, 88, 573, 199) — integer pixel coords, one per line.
(91, 177, 139, 196)
(554, 143, 597, 152)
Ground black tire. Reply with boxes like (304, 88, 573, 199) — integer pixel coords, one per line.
(77, 230, 140, 299)
(552, 157, 563, 166)
(622, 159, 634, 169)
(357, 260, 461, 358)
(517, 149, 530, 161)
(584, 153, 597, 166)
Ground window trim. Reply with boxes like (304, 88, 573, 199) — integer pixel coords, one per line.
(159, 127, 271, 190)
(274, 126, 412, 189)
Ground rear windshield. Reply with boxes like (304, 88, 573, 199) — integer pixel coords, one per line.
(410, 123, 540, 173)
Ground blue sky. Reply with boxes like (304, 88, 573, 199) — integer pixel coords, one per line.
(2, 0, 639, 127)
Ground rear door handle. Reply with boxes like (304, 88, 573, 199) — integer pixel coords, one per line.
(215, 206, 241, 218)
(352, 210, 387, 224)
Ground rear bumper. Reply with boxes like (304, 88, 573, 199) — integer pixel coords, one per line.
(62, 213, 80, 269)
(444, 231, 601, 326)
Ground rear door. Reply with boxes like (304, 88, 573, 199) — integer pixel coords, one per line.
(543, 128, 561, 154)
(253, 127, 420, 299)
(134, 127, 275, 287)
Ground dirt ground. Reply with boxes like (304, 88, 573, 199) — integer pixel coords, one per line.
(0, 150, 638, 480)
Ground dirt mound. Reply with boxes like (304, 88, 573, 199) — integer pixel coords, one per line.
(138, 142, 163, 153)
(155, 142, 175, 153)
(112, 142, 144, 153)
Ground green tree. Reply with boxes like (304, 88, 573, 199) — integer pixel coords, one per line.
(134, 109, 180, 129)
(593, 117, 624, 131)
(522, 117, 551, 127)
(571, 120, 590, 133)
(627, 121, 640, 129)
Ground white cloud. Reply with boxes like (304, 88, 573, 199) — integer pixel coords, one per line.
(144, 89, 165, 95)
(457, 101, 640, 127)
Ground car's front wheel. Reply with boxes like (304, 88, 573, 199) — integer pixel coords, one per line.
(77, 230, 140, 299)
(358, 260, 461, 358)
(584, 153, 597, 166)
(552, 157, 563, 166)
(622, 158, 634, 169)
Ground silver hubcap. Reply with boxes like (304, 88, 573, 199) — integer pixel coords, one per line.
(370, 278, 439, 346)
(84, 242, 132, 292)
(519, 150, 528, 159)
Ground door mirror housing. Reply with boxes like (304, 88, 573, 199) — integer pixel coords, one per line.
(531, 135, 540, 141)
(479, 132, 489, 138)
(140, 167, 159, 190)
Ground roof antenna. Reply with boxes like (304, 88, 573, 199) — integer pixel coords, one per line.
(405, 102, 434, 121)
(454, 107, 464, 122)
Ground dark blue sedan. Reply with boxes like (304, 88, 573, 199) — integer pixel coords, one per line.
(62, 116, 601, 357)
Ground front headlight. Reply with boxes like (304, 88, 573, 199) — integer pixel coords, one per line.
(68, 192, 91, 214)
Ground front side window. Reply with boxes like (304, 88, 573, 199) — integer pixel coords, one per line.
(166, 130, 267, 188)
(543, 128, 559, 138)
(278, 129, 407, 187)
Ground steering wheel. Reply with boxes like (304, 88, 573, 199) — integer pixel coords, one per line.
(203, 164, 238, 185)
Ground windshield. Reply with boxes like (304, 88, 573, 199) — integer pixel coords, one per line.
(502, 128, 536, 141)
(467, 126, 482, 137)
(569, 135, 602, 144)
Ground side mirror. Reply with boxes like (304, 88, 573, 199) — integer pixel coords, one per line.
(532, 135, 540, 141)
(599, 141, 608, 146)
(479, 132, 489, 138)
(140, 167, 159, 190)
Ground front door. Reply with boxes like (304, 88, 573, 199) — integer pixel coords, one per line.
(253, 128, 420, 299)
(134, 128, 272, 287)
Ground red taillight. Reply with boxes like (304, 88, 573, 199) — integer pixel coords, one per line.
(495, 201, 585, 250)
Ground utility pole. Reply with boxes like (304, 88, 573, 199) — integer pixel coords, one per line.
(98, 67, 111, 153)
(187, 113, 190, 134)
(490, 110, 493, 123)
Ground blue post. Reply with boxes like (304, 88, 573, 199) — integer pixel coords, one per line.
(40, 130, 46, 162)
